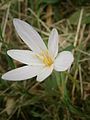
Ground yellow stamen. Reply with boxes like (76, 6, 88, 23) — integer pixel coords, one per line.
(36, 51, 53, 66)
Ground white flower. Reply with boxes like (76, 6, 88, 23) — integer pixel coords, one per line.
(2, 19, 74, 82)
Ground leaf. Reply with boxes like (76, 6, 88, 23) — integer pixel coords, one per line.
(63, 45, 74, 51)
(5, 52, 16, 69)
(68, 10, 81, 25)
(42, 74, 58, 96)
(42, 0, 59, 4)
(0, 26, 3, 41)
(82, 15, 90, 24)
(68, 10, 90, 25)
(31, 111, 41, 118)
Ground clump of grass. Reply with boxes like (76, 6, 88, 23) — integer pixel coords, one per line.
(0, 0, 90, 120)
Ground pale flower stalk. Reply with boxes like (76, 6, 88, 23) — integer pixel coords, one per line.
(2, 19, 74, 82)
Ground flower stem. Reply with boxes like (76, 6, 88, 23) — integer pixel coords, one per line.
(54, 71, 66, 98)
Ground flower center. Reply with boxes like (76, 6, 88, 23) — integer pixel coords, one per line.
(36, 51, 53, 66)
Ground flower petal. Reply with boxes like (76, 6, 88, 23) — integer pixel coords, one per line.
(13, 19, 47, 53)
(36, 65, 53, 82)
(2, 66, 43, 81)
(48, 28, 59, 59)
(54, 51, 74, 71)
(7, 50, 43, 65)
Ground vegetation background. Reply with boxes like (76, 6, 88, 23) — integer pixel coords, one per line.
(0, 0, 90, 120)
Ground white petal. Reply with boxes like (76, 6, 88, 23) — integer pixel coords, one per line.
(2, 66, 43, 81)
(54, 51, 74, 71)
(48, 28, 59, 58)
(36, 65, 53, 82)
(7, 50, 43, 65)
(13, 19, 47, 53)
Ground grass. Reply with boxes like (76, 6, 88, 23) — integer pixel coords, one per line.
(0, 0, 90, 120)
